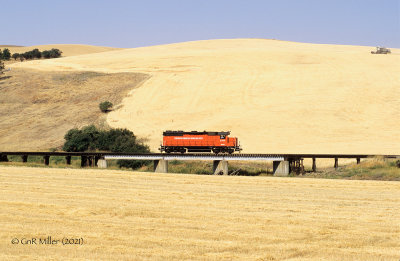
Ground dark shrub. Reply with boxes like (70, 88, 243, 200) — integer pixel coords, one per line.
(31, 48, 42, 59)
(12, 53, 20, 60)
(63, 125, 150, 169)
(2, 48, 11, 60)
(99, 101, 113, 112)
(42, 50, 51, 59)
(49, 48, 62, 58)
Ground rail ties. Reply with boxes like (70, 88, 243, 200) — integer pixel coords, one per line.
(1, 152, 399, 159)
(1, 151, 399, 169)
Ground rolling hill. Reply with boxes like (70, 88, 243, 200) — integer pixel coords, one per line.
(3, 44, 121, 57)
(7, 39, 400, 154)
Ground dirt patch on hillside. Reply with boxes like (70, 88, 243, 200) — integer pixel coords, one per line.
(0, 68, 149, 151)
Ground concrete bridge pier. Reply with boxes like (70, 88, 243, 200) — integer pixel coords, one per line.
(334, 158, 339, 169)
(213, 160, 228, 175)
(154, 159, 168, 173)
(273, 160, 290, 176)
(97, 158, 108, 168)
(357, 158, 361, 164)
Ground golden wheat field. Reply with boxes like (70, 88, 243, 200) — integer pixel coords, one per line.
(10, 39, 400, 154)
(1, 165, 399, 260)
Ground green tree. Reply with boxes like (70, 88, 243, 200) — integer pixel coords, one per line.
(49, 48, 62, 58)
(62, 125, 100, 152)
(62, 128, 90, 152)
(31, 48, 41, 59)
(42, 50, 51, 59)
(22, 51, 34, 60)
(96, 128, 133, 150)
(62, 125, 150, 169)
(99, 101, 113, 112)
(0, 60, 4, 74)
(12, 53, 20, 60)
(107, 129, 150, 169)
(2, 48, 11, 60)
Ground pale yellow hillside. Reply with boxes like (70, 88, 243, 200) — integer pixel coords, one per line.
(5, 44, 121, 57)
(11, 39, 400, 154)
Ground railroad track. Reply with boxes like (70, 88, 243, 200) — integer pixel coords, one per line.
(1, 151, 399, 159)
(1, 151, 398, 175)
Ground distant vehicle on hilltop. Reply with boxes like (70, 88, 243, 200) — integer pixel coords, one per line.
(371, 47, 391, 54)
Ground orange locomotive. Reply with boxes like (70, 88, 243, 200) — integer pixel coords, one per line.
(160, 131, 242, 154)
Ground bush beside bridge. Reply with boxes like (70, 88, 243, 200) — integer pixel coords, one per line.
(63, 125, 150, 169)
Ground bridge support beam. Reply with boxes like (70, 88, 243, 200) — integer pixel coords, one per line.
(97, 158, 108, 168)
(334, 158, 338, 169)
(81, 156, 88, 167)
(88, 156, 93, 167)
(312, 157, 316, 172)
(0, 154, 8, 162)
(356, 158, 360, 164)
(43, 156, 50, 166)
(21, 155, 28, 163)
(65, 156, 71, 165)
(94, 156, 100, 167)
(273, 161, 289, 176)
(154, 159, 168, 173)
(213, 160, 228, 175)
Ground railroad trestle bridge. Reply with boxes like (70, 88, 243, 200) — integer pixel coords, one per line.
(1, 152, 398, 176)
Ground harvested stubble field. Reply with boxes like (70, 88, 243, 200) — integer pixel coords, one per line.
(1, 166, 399, 260)
(9, 39, 400, 154)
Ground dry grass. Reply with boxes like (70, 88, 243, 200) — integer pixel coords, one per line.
(10, 39, 400, 154)
(136, 160, 273, 175)
(0, 68, 149, 151)
(305, 158, 400, 181)
(4, 44, 122, 57)
(1, 165, 399, 260)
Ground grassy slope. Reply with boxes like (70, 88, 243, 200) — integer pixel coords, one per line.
(0, 68, 149, 151)
(305, 158, 400, 181)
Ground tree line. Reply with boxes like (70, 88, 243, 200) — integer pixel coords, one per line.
(12, 48, 62, 61)
(0, 47, 62, 73)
